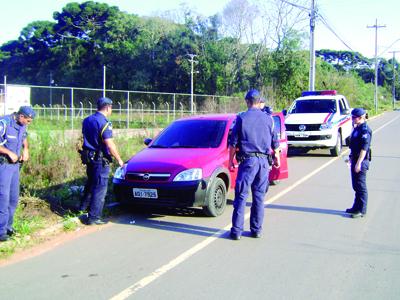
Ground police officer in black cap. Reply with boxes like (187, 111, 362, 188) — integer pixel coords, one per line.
(0, 106, 35, 241)
(346, 107, 372, 218)
(80, 97, 124, 225)
(228, 89, 280, 240)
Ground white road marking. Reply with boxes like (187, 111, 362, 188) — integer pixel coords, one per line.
(109, 114, 400, 300)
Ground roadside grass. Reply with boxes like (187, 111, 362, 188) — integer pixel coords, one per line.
(0, 128, 147, 260)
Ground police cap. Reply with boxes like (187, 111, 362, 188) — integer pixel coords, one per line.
(245, 89, 261, 102)
(18, 106, 36, 119)
(351, 107, 366, 117)
(97, 97, 113, 109)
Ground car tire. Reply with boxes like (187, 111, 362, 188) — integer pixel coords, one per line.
(202, 177, 227, 217)
(270, 180, 280, 185)
(330, 131, 342, 156)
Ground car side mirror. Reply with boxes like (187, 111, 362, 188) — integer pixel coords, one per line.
(282, 109, 287, 116)
(343, 109, 350, 115)
(144, 138, 152, 146)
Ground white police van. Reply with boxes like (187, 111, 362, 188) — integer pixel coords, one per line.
(284, 90, 352, 156)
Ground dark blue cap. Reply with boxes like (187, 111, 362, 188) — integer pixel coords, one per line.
(18, 106, 36, 119)
(97, 97, 113, 109)
(245, 89, 261, 101)
(351, 107, 366, 117)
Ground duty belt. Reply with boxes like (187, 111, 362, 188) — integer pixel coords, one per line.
(0, 155, 18, 165)
(237, 152, 270, 163)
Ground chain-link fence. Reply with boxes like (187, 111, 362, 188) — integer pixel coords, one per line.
(0, 84, 245, 129)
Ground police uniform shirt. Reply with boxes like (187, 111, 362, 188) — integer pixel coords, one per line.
(349, 122, 372, 161)
(229, 108, 279, 154)
(0, 114, 28, 156)
(82, 112, 113, 155)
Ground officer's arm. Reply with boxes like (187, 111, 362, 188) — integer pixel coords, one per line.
(103, 138, 124, 167)
(354, 149, 367, 173)
(228, 146, 236, 170)
(0, 145, 19, 163)
(21, 138, 30, 162)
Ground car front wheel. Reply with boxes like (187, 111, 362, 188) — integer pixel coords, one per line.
(330, 131, 342, 156)
(202, 177, 227, 217)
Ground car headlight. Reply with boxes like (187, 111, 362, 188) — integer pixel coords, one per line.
(113, 165, 126, 180)
(320, 123, 332, 130)
(173, 168, 202, 181)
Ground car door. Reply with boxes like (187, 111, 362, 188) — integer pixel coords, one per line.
(269, 112, 289, 182)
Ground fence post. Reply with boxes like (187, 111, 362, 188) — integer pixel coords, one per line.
(126, 92, 129, 129)
(138, 101, 143, 123)
(89, 101, 92, 115)
(165, 102, 170, 123)
(152, 101, 156, 125)
(180, 102, 183, 117)
(42, 104, 46, 118)
(118, 101, 122, 126)
(79, 101, 84, 119)
(71, 88, 74, 131)
(173, 94, 176, 120)
(63, 104, 67, 121)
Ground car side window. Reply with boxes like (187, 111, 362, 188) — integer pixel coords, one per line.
(272, 116, 281, 140)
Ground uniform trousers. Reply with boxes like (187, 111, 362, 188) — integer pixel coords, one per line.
(350, 160, 369, 214)
(80, 161, 110, 221)
(0, 164, 20, 236)
(231, 156, 269, 236)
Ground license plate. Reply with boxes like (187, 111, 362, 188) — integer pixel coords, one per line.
(294, 132, 309, 138)
(133, 188, 158, 199)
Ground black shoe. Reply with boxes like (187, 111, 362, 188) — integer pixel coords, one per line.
(251, 232, 262, 238)
(87, 219, 108, 225)
(0, 234, 10, 242)
(7, 228, 16, 236)
(345, 208, 356, 213)
(351, 212, 365, 218)
(230, 232, 241, 240)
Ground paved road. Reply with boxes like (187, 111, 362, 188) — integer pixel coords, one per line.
(1, 111, 400, 300)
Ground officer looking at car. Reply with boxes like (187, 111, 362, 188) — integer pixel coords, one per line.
(228, 89, 280, 240)
(0, 106, 35, 242)
(346, 108, 372, 218)
(79, 97, 124, 225)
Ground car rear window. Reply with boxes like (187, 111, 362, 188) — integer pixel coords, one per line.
(151, 120, 227, 148)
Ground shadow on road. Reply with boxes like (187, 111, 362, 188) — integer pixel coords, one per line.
(266, 203, 348, 217)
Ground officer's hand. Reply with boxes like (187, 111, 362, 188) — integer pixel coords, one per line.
(273, 157, 280, 168)
(355, 163, 361, 173)
(20, 149, 30, 162)
(8, 152, 19, 163)
(118, 159, 124, 168)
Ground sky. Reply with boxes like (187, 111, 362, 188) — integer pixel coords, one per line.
(1, 0, 399, 60)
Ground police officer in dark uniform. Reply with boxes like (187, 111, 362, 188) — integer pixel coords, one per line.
(228, 89, 280, 240)
(80, 97, 124, 225)
(346, 108, 372, 218)
(0, 106, 35, 241)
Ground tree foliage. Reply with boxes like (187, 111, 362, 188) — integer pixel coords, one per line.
(0, 0, 398, 110)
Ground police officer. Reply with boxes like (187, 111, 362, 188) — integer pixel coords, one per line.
(0, 106, 35, 241)
(346, 107, 372, 218)
(259, 97, 273, 115)
(80, 97, 124, 225)
(229, 89, 280, 240)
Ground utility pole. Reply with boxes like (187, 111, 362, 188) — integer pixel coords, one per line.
(281, 0, 316, 91)
(367, 19, 386, 114)
(103, 65, 106, 97)
(309, 0, 316, 91)
(187, 54, 198, 114)
(49, 72, 54, 106)
(389, 50, 400, 109)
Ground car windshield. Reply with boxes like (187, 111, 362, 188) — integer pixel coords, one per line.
(151, 119, 227, 148)
(289, 99, 336, 114)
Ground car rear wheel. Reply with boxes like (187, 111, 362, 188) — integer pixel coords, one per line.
(330, 131, 342, 156)
(203, 177, 227, 217)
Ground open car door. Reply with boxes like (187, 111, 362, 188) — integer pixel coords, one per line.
(269, 112, 289, 183)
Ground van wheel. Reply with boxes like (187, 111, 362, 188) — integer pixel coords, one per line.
(330, 131, 342, 156)
(203, 178, 227, 217)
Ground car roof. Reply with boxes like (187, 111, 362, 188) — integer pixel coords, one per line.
(296, 95, 343, 101)
(174, 113, 237, 122)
